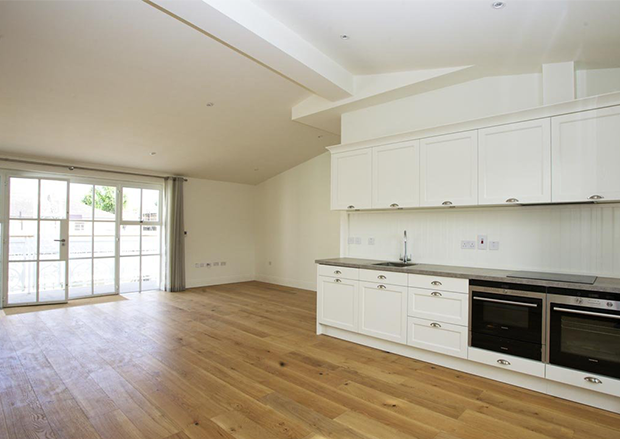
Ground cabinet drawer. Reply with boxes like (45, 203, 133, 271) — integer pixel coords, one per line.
(408, 288, 468, 326)
(360, 269, 408, 286)
(318, 265, 359, 280)
(546, 365, 620, 398)
(407, 317, 468, 359)
(468, 347, 544, 378)
(408, 274, 468, 294)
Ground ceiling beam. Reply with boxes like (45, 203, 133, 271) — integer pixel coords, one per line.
(145, 0, 354, 101)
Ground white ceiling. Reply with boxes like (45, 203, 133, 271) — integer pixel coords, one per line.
(252, 0, 620, 75)
(0, 0, 338, 185)
(2, 1, 620, 185)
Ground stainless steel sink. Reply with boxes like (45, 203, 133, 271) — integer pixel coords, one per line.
(373, 262, 416, 268)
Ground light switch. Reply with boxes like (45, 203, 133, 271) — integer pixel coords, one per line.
(477, 235, 487, 250)
(490, 241, 500, 251)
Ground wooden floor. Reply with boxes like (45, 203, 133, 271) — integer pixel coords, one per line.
(1, 282, 619, 439)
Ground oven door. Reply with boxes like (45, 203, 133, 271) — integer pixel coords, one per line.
(548, 298, 620, 379)
(471, 288, 544, 344)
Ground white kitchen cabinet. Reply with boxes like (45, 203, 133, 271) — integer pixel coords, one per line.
(420, 131, 478, 207)
(468, 347, 545, 378)
(371, 140, 420, 209)
(331, 149, 372, 210)
(479, 119, 551, 205)
(552, 106, 620, 203)
(408, 287, 469, 327)
(407, 317, 468, 358)
(546, 364, 620, 398)
(359, 282, 408, 344)
(317, 276, 359, 332)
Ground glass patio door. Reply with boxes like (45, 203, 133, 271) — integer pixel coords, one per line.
(6, 176, 69, 306)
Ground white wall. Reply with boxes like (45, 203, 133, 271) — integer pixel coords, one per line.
(576, 67, 620, 99)
(341, 73, 542, 144)
(254, 152, 340, 290)
(346, 204, 620, 277)
(184, 178, 256, 288)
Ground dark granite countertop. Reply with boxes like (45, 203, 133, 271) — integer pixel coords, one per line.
(315, 257, 620, 294)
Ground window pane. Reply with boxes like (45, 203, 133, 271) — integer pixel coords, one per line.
(142, 189, 160, 222)
(39, 261, 66, 302)
(8, 262, 37, 304)
(69, 259, 92, 298)
(70, 183, 93, 220)
(122, 187, 141, 221)
(69, 221, 93, 259)
(94, 186, 117, 220)
(39, 221, 62, 260)
(120, 257, 140, 293)
(94, 222, 116, 257)
(10, 178, 38, 219)
(120, 225, 140, 256)
(142, 226, 160, 255)
(9, 220, 37, 261)
(142, 255, 160, 291)
(40, 180, 67, 219)
(94, 258, 115, 295)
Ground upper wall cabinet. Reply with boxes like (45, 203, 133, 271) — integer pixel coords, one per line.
(331, 149, 372, 210)
(372, 140, 420, 209)
(420, 131, 478, 207)
(552, 106, 620, 203)
(478, 119, 551, 205)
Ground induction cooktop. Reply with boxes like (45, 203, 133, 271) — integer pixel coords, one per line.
(507, 271, 597, 285)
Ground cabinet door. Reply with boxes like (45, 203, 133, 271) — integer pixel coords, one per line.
(479, 119, 551, 205)
(317, 276, 359, 332)
(372, 141, 420, 209)
(331, 149, 372, 210)
(359, 282, 407, 344)
(420, 131, 478, 207)
(552, 106, 620, 203)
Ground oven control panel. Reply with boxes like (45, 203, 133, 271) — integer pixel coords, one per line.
(556, 296, 620, 311)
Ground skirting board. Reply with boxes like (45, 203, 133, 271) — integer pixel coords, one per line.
(255, 274, 316, 291)
(319, 324, 620, 414)
(186, 274, 255, 289)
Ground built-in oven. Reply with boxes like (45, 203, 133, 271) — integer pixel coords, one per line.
(547, 288, 620, 379)
(470, 280, 546, 361)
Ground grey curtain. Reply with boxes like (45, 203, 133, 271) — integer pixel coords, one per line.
(165, 177, 186, 292)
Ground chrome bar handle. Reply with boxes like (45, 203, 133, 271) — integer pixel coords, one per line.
(497, 359, 511, 366)
(554, 307, 620, 320)
(584, 376, 602, 384)
(473, 296, 538, 307)
(54, 239, 66, 242)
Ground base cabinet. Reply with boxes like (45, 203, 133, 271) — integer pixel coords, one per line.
(468, 347, 545, 378)
(407, 316, 468, 359)
(317, 276, 359, 332)
(546, 364, 620, 398)
(359, 282, 408, 344)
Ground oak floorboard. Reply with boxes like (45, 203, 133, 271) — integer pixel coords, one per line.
(0, 281, 619, 439)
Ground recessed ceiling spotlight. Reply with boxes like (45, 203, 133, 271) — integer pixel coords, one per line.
(491, 1, 505, 9)
(254, 168, 259, 171)
(340, 34, 349, 40)
(206, 102, 215, 107)
(318, 135, 323, 139)
(150, 152, 157, 156)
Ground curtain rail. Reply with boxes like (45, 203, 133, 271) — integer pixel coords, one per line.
(0, 157, 188, 181)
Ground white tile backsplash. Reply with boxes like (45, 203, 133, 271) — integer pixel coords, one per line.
(346, 204, 620, 277)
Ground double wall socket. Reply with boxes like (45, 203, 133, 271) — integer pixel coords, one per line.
(461, 240, 475, 249)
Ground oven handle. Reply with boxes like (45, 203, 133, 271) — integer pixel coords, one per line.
(473, 296, 538, 307)
(553, 307, 620, 320)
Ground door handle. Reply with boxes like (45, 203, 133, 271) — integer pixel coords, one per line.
(54, 239, 66, 243)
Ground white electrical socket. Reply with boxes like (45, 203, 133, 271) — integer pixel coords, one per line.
(213, 262, 220, 266)
(461, 240, 475, 250)
(221, 261, 226, 266)
(348, 237, 355, 245)
(477, 235, 488, 250)
(195, 263, 199, 268)
(354, 237, 362, 245)
(199, 263, 205, 267)
(368, 237, 375, 245)
(490, 241, 500, 251)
